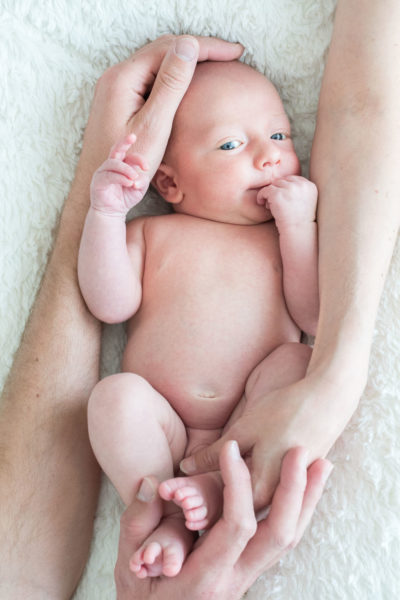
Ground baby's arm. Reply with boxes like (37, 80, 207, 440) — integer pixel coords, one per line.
(78, 134, 150, 323)
(257, 176, 319, 335)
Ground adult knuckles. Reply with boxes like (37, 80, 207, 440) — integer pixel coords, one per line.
(197, 447, 219, 471)
(253, 479, 273, 510)
(95, 64, 127, 98)
(230, 514, 257, 541)
(156, 61, 191, 94)
(273, 530, 297, 551)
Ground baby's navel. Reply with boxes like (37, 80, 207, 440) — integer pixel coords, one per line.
(197, 391, 217, 399)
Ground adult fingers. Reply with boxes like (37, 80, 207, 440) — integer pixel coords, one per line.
(239, 448, 332, 582)
(180, 422, 253, 476)
(132, 34, 243, 85)
(292, 458, 333, 547)
(250, 443, 283, 510)
(238, 448, 310, 578)
(187, 441, 257, 570)
(118, 476, 161, 550)
(195, 35, 244, 61)
(142, 36, 199, 125)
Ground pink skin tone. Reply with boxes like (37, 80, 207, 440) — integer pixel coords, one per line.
(82, 61, 319, 578)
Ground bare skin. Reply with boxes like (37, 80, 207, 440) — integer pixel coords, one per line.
(0, 35, 245, 599)
(114, 443, 333, 600)
(79, 62, 319, 577)
(2, 0, 399, 593)
(179, 0, 400, 514)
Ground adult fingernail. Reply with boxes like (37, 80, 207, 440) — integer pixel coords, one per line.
(229, 440, 241, 461)
(180, 456, 195, 474)
(175, 37, 197, 61)
(322, 463, 334, 484)
(136, 477, 156, 502)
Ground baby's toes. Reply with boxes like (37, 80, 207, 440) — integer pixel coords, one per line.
(129, 542, 164, 578)
(142, 541, 163, 566)
(129, 548, 148, 578)
(162, 543, 185, 577)
(184, 505, 209, 530)
(174, 486, 203, 508)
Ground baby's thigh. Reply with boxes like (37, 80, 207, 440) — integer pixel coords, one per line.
(88, 372, 187, 471)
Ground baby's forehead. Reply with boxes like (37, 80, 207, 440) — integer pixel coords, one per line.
(164, 61, 286, 157)
(175, 61, 281, 125)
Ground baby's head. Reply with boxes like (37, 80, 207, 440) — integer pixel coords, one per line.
(153, 60, 300, 225)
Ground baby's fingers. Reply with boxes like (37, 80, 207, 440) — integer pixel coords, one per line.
(125, 152, 150, 172)
(97, 158, 139, 181)
(109, 133, 137, 160)
(92, 170, 136, 189)
(131, 171, 150, 192)
(256, 186, 272, 206)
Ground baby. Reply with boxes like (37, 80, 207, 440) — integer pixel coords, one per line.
(78, 60, 319, 579)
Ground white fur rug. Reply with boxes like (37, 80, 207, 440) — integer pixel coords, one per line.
(1, 1, 400, 598)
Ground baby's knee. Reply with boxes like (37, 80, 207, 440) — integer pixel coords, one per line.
(88, 372, 150, 421)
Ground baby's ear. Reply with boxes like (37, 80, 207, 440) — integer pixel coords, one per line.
(152, 163, 183, 204)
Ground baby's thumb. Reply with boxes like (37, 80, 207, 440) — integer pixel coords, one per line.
(145, 36, 199, 125)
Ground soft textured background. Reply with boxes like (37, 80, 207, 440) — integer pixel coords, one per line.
(1, 1, 399, 598)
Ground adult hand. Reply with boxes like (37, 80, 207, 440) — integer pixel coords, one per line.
(77, 34, 243, 183)
(115, 441, 333, 599)
(180, 374, 357, 510)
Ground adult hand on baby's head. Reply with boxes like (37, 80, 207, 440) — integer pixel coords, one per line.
(115, 441, 332, 599)
(78, 35, 243, 185)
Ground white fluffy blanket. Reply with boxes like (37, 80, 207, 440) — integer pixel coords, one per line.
(1, 1, 400, 598)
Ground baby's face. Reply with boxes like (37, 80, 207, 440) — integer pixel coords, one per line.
(157, 61, 301, 225)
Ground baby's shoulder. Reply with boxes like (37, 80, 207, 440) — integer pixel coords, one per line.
(127, 212, 186, 235)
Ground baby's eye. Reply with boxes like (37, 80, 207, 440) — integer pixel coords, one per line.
(271, 132, 287, 141)
(219, 140, 242, 151)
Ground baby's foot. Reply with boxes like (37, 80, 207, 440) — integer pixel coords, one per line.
(159, 472, 223, 530)
(129, 514, 194, 578)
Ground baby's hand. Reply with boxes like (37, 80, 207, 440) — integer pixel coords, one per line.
(90, 134, 150, 217)
(256, 175, 317, 230)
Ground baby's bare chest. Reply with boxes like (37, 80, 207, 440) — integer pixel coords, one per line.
(142, 217, 282, 308)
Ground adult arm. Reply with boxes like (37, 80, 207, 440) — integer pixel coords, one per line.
(0, 35, 243, 600)
(115, 442, 333, 599)
(180, 0, 400, 508)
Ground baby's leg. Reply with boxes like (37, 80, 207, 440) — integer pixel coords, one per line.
(88, 372, 192, 577)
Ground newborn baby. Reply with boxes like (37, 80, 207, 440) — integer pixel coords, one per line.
(78, 59, 319, 579)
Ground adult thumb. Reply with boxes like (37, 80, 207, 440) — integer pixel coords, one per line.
(144, 36, 199, 124)
(180, 436, 224, 475)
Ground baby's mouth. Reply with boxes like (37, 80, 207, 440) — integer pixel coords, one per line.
(248, 181, 272, 191)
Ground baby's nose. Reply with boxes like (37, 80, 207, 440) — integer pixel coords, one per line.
(255, 143, 281, 170)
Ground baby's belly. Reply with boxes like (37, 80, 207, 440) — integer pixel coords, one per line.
(122, 314, 299, 429)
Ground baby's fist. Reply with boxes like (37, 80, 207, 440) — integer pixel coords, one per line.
(256, 176, 317, 229)
(90, 134, 150, 217)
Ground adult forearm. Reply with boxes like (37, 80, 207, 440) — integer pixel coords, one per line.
(309, 0, 400, 389)
(0, 174, 101, 599)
